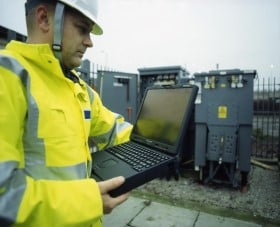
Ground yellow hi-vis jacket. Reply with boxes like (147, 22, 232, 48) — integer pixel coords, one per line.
(0, 41, 132, 227)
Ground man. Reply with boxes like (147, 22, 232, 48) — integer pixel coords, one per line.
(0, 0, 132, 226)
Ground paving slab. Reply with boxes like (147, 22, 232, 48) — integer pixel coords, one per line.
(195, 212, 262, 227)
(131, 200, 198, 227)
(102, 197, 146, 227)
(102, 196, 262, 227)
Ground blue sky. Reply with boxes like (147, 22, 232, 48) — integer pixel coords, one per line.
(1, 0, 280, 79)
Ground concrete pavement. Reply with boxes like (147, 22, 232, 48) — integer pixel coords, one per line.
(102, 196, 262, 227)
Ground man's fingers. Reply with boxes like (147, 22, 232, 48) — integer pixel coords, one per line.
(98, 176, 125, 194)
(111, 192, 129, 207)
(98, 177, 129, 214)
(103, 192, 130, 214)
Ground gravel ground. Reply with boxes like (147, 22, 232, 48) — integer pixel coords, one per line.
(133, 164, 280, 225)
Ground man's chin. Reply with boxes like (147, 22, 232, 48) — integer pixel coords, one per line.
(69, 60, 82, 70)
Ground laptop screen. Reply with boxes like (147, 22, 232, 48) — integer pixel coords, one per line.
(132, 86, 194, 152)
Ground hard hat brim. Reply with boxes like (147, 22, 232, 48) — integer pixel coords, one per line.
(59, 0, 103, 35)
(92, 23, 103, 35)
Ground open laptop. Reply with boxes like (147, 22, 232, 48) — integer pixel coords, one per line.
(92, 84, 198, 197)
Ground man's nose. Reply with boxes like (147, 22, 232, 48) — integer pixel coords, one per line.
(84, 35, 93, 48)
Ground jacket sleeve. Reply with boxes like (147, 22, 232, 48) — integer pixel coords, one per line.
(0, 65, 103, 227)
(89, 89, 133, 150)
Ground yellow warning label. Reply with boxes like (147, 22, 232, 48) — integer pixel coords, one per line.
(218, 106, 227, 118)
(220, 83, 226, 88)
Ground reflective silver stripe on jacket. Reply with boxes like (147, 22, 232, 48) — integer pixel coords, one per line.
(93, 113, 131, 148)
(86, 85, 94, 105)
(0, 55, 28, 85)
(0, 56, 28, 224)
(0, 161, 26, 225)
(25, 162, 88, 180)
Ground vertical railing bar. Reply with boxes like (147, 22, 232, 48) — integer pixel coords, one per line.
(267, 78, 270, 158)
(261, 77, 265, 157)
(272, 77, 276, 158)
(256, 78, 260, 156)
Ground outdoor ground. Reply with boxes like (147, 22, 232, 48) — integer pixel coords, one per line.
(132, 163, 280, 227)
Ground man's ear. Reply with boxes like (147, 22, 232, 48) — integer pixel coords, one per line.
(36, 5, 51, 33)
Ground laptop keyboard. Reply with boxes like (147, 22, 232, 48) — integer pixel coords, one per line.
(107, 142, 171, 172)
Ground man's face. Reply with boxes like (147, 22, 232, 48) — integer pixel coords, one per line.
(61, 9, 93, 70)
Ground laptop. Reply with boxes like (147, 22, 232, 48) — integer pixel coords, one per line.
(91, 84, 198, 197)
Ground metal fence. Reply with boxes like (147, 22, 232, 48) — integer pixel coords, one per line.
(252, 77, 280, 163)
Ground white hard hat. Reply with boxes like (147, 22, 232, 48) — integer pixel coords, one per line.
(25, 0, 103, 35)
(58, 0, 103, 35)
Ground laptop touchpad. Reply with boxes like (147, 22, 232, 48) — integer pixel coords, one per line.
(98, 158, 118, 168)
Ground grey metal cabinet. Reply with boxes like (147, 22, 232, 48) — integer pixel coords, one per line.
(194, 69, 256, 187)
(95, 70, 138, 124)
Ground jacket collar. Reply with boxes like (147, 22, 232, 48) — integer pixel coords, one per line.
(6, 41, 86, 87)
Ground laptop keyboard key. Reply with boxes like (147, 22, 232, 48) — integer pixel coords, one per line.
(107, 142, 170, 172)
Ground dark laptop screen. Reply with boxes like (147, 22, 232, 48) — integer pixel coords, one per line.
(132, 87, 193, 148)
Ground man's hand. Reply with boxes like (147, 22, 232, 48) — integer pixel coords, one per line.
(97, 176, 129, 214)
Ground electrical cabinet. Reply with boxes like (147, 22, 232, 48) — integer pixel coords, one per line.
(138, 65, 190, 100)
(95, 70, 138, 124)
(194, 69, 256, 187)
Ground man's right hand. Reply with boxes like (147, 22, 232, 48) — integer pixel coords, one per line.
(97, 176, 129, 214)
